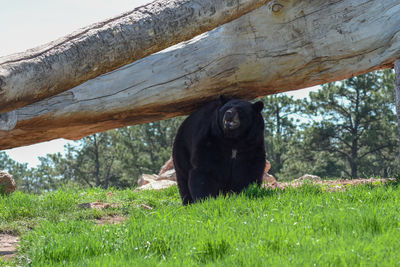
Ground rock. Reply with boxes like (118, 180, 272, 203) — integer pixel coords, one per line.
(263, 173, 277, 184)
(137, 174, 158, 186)
(262, 160, 276, 184)
(137, 164, 177, 191)
(264, 160, 271, 173)
(159, 157, 174, 175)
(0, 171, 16, 194)
(135, 180, 177, 191)
(159, 169, 176, 181)
(294, 174, 322, 183)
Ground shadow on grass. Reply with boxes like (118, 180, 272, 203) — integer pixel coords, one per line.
(193, 239, 230, 263)
(242, 184, 280, 199)
(242, 182, 326, 200)
(359, 178, 400, 190)
(385, 177, 400, 188)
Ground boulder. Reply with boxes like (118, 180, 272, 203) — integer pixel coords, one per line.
(137, 174, 159, 186)
(158, 157, 174, 175)
(264, 160, 271, 173)
(159, 169, 177, 181)
(263, 173, 277, 184)
(135, 180, 177, 191)
(136, 163, 177, 191)
(262, 160, 276, 184)
(0, 171, 16, 194)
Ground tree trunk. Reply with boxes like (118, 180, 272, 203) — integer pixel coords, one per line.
(0, 0, 400, 150)
(350, 160, 358, 180)
(350, 145, 358, 179)
(0, 0, 270, 114)
(395, 59, 400, 170)
(93, 134, 101, 187)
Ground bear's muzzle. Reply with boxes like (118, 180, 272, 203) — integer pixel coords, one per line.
(223, 108, 240, 130)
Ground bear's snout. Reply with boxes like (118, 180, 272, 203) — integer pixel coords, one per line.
(223, 108, 240, 130)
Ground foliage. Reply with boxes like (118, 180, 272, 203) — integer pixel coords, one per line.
(29, 117, 183, 191)
(278, 129, 343, 179)
(280, 70, 398, 179)
(116, 118, 183, 184)
(261, 94, 303, 176)
(0, 152, 37, 193)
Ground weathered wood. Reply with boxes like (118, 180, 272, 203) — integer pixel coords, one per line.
(395, 59, 400, 169)
(0, 0, 270, 114)
(1, 0, 400, 150)
(0, 111, 16, 131)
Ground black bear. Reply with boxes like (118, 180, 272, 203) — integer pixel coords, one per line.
(172, 96, 266, 205)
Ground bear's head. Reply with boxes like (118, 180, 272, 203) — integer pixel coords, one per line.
(216, 95, 264, 139)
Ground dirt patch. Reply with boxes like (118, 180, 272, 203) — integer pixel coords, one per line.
(95, 215, 127, 225)
(138, 203, 153, 210)
(78, 202, 122, 209)
(0, 234, 19, 260)
(79, 201, 153, 225)
(264, 177, 396, 191)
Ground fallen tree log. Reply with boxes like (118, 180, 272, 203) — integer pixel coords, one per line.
(1, 0, 400, 150)
(0, 0, 270, 114)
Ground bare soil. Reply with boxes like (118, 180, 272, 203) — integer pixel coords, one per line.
(264, 177, 396, 191)
(78, 202, 122, 209)
(95, 215, 127, 225)
(0, 234, 19, 260)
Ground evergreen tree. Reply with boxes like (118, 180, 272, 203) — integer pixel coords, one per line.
(0, 151, 37, 192)
(28, 116, 185, 190)
(279, 127, 344, 179)
(117, 117, 183, 180)
(283, 71, 397, 178)
(261, 94, 302, 177)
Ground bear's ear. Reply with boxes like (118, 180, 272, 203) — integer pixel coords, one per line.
(252, 101, 264, 113)
(219, 95, 230, 104)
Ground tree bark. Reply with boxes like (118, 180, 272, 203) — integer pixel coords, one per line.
(395, 60, 400, 170)
(0, 0, 270, 114)
(0, 0, 400, 150)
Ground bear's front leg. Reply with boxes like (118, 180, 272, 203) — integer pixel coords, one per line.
(176, 173, 194, 206)
(188, 169, 222, 203)
(230, 153, 266, 193)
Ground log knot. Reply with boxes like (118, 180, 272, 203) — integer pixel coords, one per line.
(267, 1, 284, 14)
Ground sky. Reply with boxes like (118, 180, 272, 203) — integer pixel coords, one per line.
(0, 0, 318, 168)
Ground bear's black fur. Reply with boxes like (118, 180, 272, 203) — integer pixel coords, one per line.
(172, 96, 266, 205)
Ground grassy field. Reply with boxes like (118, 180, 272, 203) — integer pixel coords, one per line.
(1, 182, 400, 266)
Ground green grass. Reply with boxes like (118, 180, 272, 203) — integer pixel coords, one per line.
(1, 183, 400, 266)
